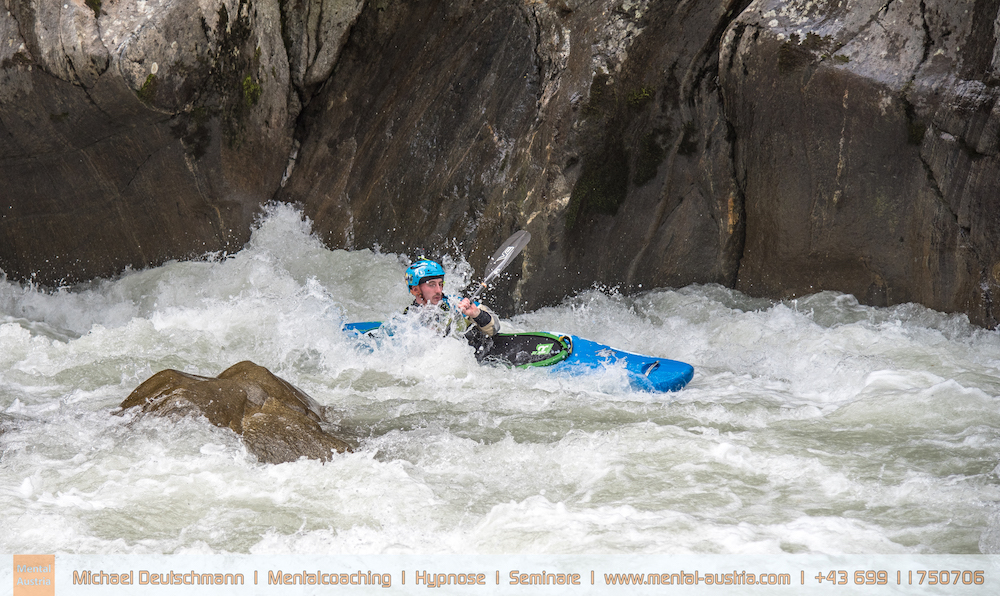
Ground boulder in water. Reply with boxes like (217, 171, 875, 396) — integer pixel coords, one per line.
(119, 361, 351, 464)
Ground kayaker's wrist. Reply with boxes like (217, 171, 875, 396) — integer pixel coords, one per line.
(473, 309, 492, 327)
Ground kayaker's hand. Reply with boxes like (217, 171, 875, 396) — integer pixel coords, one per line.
(457, 298, 481, 318)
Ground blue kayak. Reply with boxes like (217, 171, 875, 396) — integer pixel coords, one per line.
(343, 322, 693, 392)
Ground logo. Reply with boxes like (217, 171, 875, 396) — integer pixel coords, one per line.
(14, 554, 55, 596)
(532, 343, 555, 356)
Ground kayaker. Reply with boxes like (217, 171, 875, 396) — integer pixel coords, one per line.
(403, 258, 499, 341)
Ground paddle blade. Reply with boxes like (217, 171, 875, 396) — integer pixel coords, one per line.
(471, 230, 530, 298)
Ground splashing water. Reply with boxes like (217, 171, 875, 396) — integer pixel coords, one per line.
(2, 204, 999, 555)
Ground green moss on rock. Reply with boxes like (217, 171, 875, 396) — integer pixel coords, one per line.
(243, 75, 262, 106)
(137, 74, 158, 103)
(627, 87, 654, 107)
(209, 0, 262, 147)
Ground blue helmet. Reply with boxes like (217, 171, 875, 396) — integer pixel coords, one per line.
(405, 258, 445, 287)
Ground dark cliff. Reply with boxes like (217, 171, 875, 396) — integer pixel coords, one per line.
(721, 0, 1000, 327)
(1, 0, 295, 283)
(3, 0, 1000, 327)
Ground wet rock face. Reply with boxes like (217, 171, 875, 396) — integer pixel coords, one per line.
(282, 0, 365, 98)
(277, 0, 544, 278)
(7, 0, 1000, 327)
(0, 0, 294, 284)
(512, 0, 749, 308)
(277, 0, 749, 312)
(278, 0, 1000, 326)
(119, 361, 351, 464)
(720, 0, 1000, 326)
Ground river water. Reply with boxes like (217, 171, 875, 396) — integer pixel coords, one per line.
(2, 204, 999, 556)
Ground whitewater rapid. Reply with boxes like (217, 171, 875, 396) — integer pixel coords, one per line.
(2, 204, 999, 555)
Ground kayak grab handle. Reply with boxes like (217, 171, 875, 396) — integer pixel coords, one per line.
(642, 361, 660, 377)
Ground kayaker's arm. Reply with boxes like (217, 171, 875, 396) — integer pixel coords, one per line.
(458, 297, 499, 336)
(472, 305, 499, 336)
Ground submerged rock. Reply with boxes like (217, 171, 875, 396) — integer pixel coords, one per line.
(119, 361, 350, 464)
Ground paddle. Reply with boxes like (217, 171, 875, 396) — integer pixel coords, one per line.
(469, 230, 531, 300)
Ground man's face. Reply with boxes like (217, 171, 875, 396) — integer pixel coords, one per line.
(410, 278, 444, 305)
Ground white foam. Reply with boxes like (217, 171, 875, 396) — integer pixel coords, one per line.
(2, 205, 998, 555)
